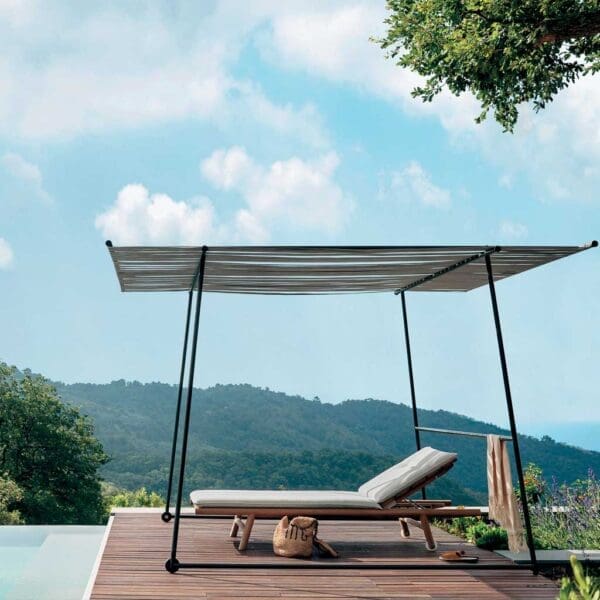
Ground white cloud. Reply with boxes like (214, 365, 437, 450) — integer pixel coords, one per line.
(201, 146, 255, 191)
(234, 209, 269, 243)
(230, 81, 327, 148)
(95, 185, 218, 245)
(0, 0, 34, 27)
(260, 3, 480, 132)
(384, 161, 451, 209)
(1, 152, 51, 203)
(96, 147, 351, 245)
(498, 220, 528, 240)
(201, 146, 351, 237)
(0, 237, 14, 269)
(1, 152, 39, 182)
(0, 1, 475, 141)
(2, 2, 596, 202)
(260, 2, 599, 203)
(474, 76, 600, 203)
(0, 3, 327, 146)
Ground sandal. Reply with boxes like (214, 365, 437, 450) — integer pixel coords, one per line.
(439, 550, 479, 563)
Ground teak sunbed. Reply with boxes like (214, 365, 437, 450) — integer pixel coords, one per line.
(191, 447, 481, 551)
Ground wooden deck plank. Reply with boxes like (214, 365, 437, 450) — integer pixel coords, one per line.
(90, 513, 558, 599)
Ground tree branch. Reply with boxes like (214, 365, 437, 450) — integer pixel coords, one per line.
(463, 5, 600, 43)
(540, 13, 600, 43)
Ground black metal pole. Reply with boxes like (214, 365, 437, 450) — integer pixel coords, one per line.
(162, 289, 194, 523)
(400, 291, 426, 500)
(166, 246, 208, 574)
(485, 254, 538, 573)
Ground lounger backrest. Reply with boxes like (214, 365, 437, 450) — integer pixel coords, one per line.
(358, 446, 457, 504)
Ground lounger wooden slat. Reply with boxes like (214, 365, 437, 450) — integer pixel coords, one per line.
(195, 506, 481, 518)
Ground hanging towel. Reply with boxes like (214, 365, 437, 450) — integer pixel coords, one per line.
(487, 434, 527, 552)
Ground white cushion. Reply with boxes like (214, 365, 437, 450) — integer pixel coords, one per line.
(358, 447, 457, 503)
(190, 489, 381, 509)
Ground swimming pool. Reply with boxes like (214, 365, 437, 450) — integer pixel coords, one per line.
(0, 525, 105, 600)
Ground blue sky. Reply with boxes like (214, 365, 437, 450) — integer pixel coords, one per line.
(0, 1, 598, 433)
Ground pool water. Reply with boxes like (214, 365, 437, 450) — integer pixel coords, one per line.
(0, 525, 105, 600)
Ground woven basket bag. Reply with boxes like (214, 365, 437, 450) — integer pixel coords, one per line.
(273, 516, 338, 558)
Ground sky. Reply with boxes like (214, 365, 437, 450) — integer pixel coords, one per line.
(0, 1, 599, 433)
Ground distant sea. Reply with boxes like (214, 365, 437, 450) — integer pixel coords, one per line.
(524, 422, 600, 453)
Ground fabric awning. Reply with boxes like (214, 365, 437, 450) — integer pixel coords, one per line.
(106, 241, 597, 294)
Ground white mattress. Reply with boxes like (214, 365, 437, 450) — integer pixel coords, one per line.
(358, 447, 457, 503)
(190, 489, 381, 509)
(191, 447, 457, 509)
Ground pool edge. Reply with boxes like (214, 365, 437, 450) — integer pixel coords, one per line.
(82, 515, 114, 600)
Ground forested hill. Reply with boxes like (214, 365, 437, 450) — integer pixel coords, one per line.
(55, 381, 600, 505)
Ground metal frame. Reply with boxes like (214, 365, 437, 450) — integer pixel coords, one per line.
(162, 289, 193, 522)
(165, 562, 535, 571)
(400, 291, 426, 500)
(394, 246, 499, 294)
(166, 246, 208, 574)
(399, 251, 538, 573)
(485, 253, 538, 572)
(156, 243, 596, 573)
(415, 426, 512, 442)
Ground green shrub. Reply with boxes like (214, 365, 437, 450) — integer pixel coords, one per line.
(521, 463, 545, 505)
(429, 464, 600, 553)
(530, 468, 600, 550)
(465, 521, 492, 544)
(435, 516, 483, 538)
(102, 485, 164, 520)
(474, 527, 509, 551)
(435, 517, 508, 550)
(558, 555, 600, 600)
(0, 474, 24, 525)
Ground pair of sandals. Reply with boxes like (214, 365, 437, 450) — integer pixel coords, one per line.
(439, 550, 479, 563)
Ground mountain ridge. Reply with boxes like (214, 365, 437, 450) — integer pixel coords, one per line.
(49, 379, 599, 504)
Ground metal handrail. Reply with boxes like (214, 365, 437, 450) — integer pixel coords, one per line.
(415, 426, 512, 442)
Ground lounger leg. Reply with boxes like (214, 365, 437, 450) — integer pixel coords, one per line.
(420, 515, 437, 551)
(238, 514, 255, 551)
(230, 515, 241, 538)
(399, 518, 411, 538)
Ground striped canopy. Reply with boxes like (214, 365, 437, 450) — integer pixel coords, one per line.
(106, 242, 597, 294)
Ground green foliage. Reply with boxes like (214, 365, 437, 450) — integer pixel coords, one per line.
(0, 363, 108, 524)
(529, 467, 600, 550)
(55, 380, 599, 503)
(441, 464, 599, 551)
(559, 556, 600, 599)
(473, 526, 509, 550)
(378, 0, 600, 131)
(0, 473, 24, 524)
(102, 484, 164, 520)
(465, 520, 494, 544)
(522, 462, 546, 504)
(104, 486, 164, 508)
(435, 515, 483, 538)
(5, 360, 597, 530)
(435, 516, 508, 549)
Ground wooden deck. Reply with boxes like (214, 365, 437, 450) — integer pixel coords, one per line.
(90, 512, 558, 599)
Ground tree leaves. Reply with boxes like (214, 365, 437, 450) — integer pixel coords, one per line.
(0, 363, 108, 524)
(378, 0, 600, 130)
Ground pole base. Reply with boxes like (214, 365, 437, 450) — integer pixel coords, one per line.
(161, 511, 173, 523)
(165, 558, 180, 573)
